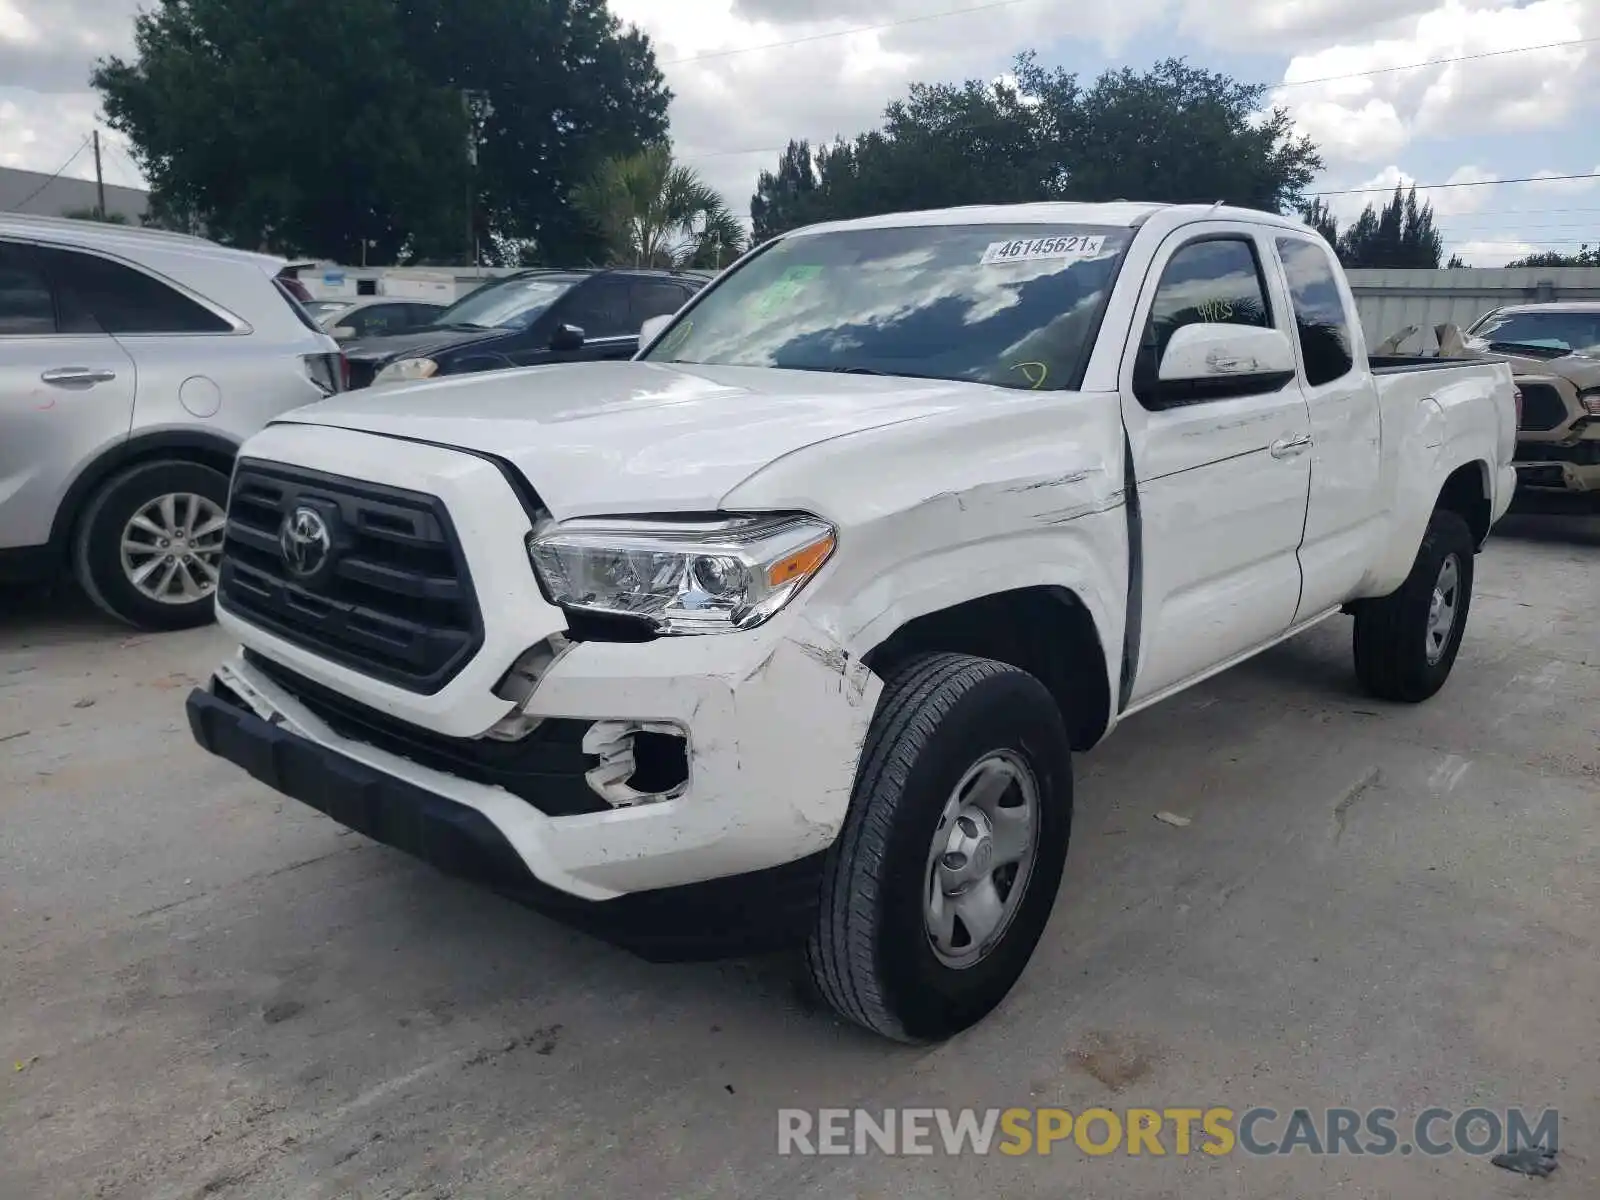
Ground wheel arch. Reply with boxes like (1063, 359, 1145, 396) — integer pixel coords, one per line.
(860, 585, 1114, 750)
(1435, 458, 1493, 549)
(50, 429, 240, 559)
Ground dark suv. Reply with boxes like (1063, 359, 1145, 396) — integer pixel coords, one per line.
(342, 267, 712, 389)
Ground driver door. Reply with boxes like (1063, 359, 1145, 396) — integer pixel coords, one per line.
(1119, 225, 1313, 708)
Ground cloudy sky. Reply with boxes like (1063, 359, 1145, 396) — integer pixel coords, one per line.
(3, 0, 1597, 265)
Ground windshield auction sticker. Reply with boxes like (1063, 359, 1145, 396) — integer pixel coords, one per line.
(980, 235, 1106, 265)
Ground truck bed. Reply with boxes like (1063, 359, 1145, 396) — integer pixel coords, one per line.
(1368, 355, 1483, 374)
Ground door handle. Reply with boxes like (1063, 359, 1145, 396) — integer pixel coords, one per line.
(42, 367, 118, 387)
(1270, 434, 1313, 459)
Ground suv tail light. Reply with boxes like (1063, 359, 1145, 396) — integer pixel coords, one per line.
(1512, 386, 1524, 427)
(303, 351, 347, 396)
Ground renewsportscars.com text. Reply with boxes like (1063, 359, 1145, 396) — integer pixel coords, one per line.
(777, 1106, 1560, 1158)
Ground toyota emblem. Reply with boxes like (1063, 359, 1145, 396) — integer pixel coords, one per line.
(278, 505, 332, 577)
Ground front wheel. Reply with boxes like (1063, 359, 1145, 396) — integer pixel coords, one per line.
(806, 653, 1073, 1043)
(1352, 509, 1476, 703)
(73, 459, 230, 631)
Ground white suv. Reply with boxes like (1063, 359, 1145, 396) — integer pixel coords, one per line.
(0, 215, 343, 629)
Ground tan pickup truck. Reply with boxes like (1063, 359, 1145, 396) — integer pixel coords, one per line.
(1455, 304, 1600, 500)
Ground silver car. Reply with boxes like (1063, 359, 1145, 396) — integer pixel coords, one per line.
(306, 297, 447, 340)
(0, 214, 344, 630)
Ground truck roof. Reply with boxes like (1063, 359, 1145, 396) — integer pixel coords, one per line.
(789, 201, 1318, 238)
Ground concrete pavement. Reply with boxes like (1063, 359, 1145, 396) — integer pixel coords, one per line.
(1, 502, 1595, 1199)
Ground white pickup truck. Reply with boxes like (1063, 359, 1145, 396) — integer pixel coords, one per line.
(187, 202, 1518, 1043)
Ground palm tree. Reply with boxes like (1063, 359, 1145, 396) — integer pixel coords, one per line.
(573, 144, 745, 269)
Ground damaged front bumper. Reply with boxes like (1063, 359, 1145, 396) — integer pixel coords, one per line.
(186, 615, 882, 956)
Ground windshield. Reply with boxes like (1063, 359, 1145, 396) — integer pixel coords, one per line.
(433, 275, 577, 331)
(642, 223, 1131, 390)
(303, 300, 348, 320)
(1466, 309, 1600, 355)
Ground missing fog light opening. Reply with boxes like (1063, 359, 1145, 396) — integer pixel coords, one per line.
(486, 634, 573, 742)
(583, 721, 690, 807)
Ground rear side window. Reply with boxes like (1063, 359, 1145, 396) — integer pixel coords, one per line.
(630, 280, 692, 324)
(37, 246, 233, 334)
(274, 279, 326, 332)
(0, 242, 56, 335)
(1276, 237, 1355, 386)
(560, 278, 632, 338)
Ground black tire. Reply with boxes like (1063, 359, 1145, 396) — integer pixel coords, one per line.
(1352, 509, 1475, 703)
(806, 653, 1073, 1043)
(73, 459, 230, 632)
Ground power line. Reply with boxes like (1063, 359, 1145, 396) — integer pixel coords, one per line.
(11, 136, 92, 209)
(670, 16, 1597, 159)
(1276, 36, 1599, 91)
(1311, 171, 1600, 197)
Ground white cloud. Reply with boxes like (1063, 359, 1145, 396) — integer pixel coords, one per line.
(1, 0, 1595, 256)
(1176, 0, 1440, 50)
(0, 88, 109, 180)
(1523, 167, 1600, 197)
(614, 0, 1168, 213)
(1271, 0, 1597, 166)
(1322, 163, 1498, 227)
(1448, 239, 1542, 268)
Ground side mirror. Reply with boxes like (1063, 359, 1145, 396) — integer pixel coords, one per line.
(550, 323, 586, 352)
(1151, 323, 1297, 405)
(331, 326, 356, 339)
(639, 314, 672, 347)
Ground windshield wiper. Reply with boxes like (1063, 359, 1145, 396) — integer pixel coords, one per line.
(777, 364, 893, 377)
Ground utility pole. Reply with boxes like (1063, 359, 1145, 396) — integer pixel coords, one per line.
(92, 130, 106, 221)
(462, 90, 476, 268)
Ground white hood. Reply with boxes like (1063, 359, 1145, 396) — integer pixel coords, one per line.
(277, 360, 1019, 519)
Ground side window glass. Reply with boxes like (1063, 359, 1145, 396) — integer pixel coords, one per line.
(351, 305, 402, 337)
(1135, 238, 1272, 396)
(631, 280, 690, 324)
(38, 247, 233, 334)
(1276, 238, 1355, 386)
(0, 242, 57, 335)
(559, 279, 631, 339)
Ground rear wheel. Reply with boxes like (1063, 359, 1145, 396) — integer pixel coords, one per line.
(1352, 509, 1475, 703)
(73, 459, 230, 631)
(805, 653, 1073, 1043)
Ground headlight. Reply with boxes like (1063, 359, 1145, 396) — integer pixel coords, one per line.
(373, 357, 439, 387)
(1579, 387, 1600, 417)
(527, 514, 836, 635)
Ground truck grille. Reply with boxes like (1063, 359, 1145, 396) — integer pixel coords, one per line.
(1517, 383, 1569, 432)
(218, 461, 482, 694)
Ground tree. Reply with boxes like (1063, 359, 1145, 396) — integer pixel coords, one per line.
(1300, 198, 1340, 246)
(93, 0, 669, 264)
(1446, 254, 1468, 268)
(1505, 245, 1600, 267)
(573, 144, 744, 268)
(751, 140, 822, 243)
(1334, 185, 1443, 269)
(391, 0, 670, 264)
(750, 54, 1323, 240)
